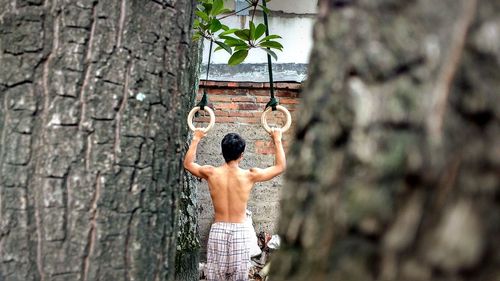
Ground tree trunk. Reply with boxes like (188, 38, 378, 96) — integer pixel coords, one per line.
(272, 1, 499, 281)
(0, 0, 197, 280)
(174, 42, 203, 281)
(174, 172, 200, 281)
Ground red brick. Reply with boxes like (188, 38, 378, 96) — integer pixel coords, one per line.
(214, 110, 229, 117)
(275, 82, 301, 90)
(251, 89, 272, 96)
(210, 96, 232, 102)
(276, 91, 299, 98)
(199, 80, 301, 90)
(231, 96, 256, 102)
(239, 82, 261, 88)
(230, 89, 250, 96)
(237, 117, 260, 124)
(228, 111, 258, 117)
(214, 103, 238, 110)
(238, 103, 259, 110)
(216, 117, 236, 123)
(279, 98, 299, 105)
(206, 89, 228, 95)
(200, 80, 217, 86)
(255, 96, 270, 103)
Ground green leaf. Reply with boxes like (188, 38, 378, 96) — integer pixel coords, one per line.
(202, 3, 213, 14)
(210, 18, 223, 33)
(192, 32, 202, 41)
(215, 41, 232, 54)
(228, 50, 249, 65)
(219, 8, 232, 14)
(234, 29, 250, 41)
(219, 35, 235, 40)
(199, 22, 209, 30)
(223, 37, 247, 47)
(212, 0, 223, 15)
(195, 10, 210, 22)
(259, 4, 270, 15)
(193, 19, 200, 28)
(259, 34, 282, 42)
(234, 45, 249, 51)
(249, 21, 256, 40)
(219, 28, 238, 36)
(259, 40, 283, 50)
(254, 23, 266, 40)
(262, 47, 277, 60)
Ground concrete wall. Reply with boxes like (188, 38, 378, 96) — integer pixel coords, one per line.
(201, 0, 317, 82)
(202, 15, 315, 65)
(192, 81, 301, 259)
(225, 0, 318, 14)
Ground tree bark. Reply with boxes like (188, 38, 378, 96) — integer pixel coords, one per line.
(272, 0, 500, 281)
(174, 172, 200, 281)
(0, 0, 197, 280)
(174, 42, 203, 281)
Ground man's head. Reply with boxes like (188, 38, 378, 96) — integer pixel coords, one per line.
(221, 133, 246, 163)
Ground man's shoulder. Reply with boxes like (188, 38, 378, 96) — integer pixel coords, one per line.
(199, 165, 216, 177)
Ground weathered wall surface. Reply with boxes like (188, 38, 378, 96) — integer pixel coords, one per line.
(193, 81, 301, 258)
(201, 0, 317, 83)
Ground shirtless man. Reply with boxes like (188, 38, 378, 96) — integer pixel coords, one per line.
(183, 129, 286, 281)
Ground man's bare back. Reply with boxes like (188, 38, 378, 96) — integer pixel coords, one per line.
(184, 129, 286, 223)
(205, 166, 253, 223)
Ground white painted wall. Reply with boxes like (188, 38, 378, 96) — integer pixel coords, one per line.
(223, 0, 318, 14)
(266, 0, 317, 14)
(201, 0, 317, 81)
(202, 15, 315, 64)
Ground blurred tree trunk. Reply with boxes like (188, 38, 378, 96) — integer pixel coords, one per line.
(272, 0, 499, 281)
(0, 0, 198, 280)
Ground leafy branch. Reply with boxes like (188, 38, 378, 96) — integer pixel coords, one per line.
(193, 0, 283, 65)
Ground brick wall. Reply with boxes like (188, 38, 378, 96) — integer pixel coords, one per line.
(192, 80, 301, 259)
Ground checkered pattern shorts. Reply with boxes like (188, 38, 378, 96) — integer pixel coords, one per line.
(206, 222, 252, 281)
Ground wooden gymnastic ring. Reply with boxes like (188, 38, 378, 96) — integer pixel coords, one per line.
(260, 105, 292, 133)
(187, 106, 215, 132)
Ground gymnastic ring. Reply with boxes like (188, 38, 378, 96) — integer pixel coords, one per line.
(261, 105, 292, 133)
(187, 106, 215, 132)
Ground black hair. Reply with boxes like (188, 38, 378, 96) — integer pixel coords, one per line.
(221, 133, 246, 163)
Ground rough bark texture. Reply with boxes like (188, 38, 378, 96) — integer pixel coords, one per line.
(0, 0, 197, 280)
(174, 172, 200, 281)
(175, 42, 202, 281)
(272, 0, 500, 281)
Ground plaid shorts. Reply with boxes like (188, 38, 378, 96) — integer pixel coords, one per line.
(206, 222, 252, 281)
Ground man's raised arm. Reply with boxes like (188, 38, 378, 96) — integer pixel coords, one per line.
(250, 129, 286, 183)
(183, 129, 213, 179)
